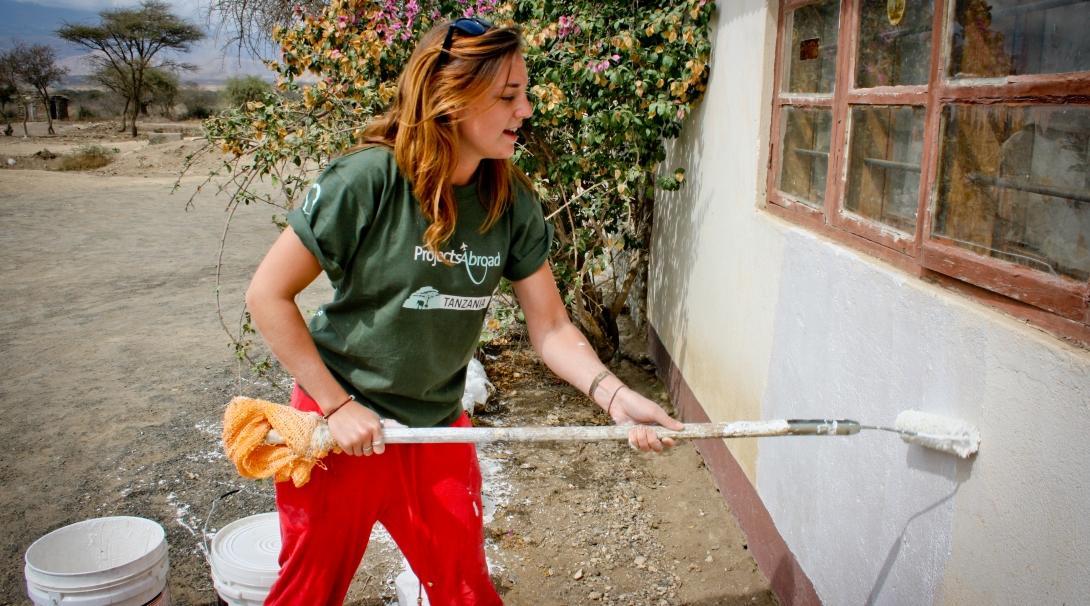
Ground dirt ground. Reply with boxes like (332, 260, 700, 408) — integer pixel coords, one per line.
(0, 121, 777, 605)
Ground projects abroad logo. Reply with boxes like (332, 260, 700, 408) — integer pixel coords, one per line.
(413, 243, 501, 286)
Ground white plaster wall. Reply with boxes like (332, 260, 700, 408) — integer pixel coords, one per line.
(937, 330, 1090, 604)
(756, 227, 1090, 605)
(649, 0, 1090, 604)
(648, 0, 783, 479)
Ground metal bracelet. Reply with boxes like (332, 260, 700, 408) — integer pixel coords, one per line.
(587, 370, 612, 400)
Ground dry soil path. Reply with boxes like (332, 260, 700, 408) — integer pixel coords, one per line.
(0, 169, 293, 604)
(0, 162, 776, 605)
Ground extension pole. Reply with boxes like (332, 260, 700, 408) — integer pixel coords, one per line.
(268, 413, 979, 459)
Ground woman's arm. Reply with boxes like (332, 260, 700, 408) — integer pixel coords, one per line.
(511, 262, 684, 452)
(245, 227, 386, 456)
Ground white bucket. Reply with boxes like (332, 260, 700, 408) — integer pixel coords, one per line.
(24, 516, 170, 606)
(210, 512, 281, 605)
(395, 569, 431, 606)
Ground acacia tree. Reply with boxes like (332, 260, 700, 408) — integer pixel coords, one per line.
(57, 0, 203, 137)
(10, 43, 68, 135)
(90, 64, 135, 131)
(142, 67, 181, 118)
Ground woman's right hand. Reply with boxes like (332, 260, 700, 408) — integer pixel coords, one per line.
(327, 401, 386, 456)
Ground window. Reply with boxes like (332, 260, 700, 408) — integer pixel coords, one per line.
(767, 0, 1090, 340)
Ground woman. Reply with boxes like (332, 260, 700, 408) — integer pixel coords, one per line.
(246, 17, 683, 605)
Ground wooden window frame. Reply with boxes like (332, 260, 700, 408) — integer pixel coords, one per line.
(765, 0, 1090, 346)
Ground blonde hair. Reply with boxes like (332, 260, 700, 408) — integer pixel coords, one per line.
(360, 21, 532, 257)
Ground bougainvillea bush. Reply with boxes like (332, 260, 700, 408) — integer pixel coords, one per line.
(186, 0, 713, 359)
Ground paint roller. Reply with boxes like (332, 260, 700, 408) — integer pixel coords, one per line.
(268, 409, 980, 458)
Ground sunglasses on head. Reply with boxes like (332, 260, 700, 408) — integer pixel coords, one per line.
(436, 17, 493, 69)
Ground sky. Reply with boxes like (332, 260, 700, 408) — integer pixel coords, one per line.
(1, 0, 272, 84)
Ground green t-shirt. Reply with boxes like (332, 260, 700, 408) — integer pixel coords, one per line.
(287, 146, 553, 427)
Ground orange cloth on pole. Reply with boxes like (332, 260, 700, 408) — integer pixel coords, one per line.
(222, 396, 341, 487)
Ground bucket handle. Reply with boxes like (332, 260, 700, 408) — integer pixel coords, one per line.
(201, 488, 241, 563)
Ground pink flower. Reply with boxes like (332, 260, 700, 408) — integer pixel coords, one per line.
(336, 15, 349, 29)
(374, 0, 420, 46)
(588, 53, 622, 74)
(558, 15, 580, 39)
(589, 59, 612, 73)
(329, 49, 342, 59)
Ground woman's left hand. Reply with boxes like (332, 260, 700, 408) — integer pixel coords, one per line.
(608, 388, 685, 453)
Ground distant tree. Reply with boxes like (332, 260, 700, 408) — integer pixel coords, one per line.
(9, 43, 69, 135)
(57, 0, 203, 137)
(92, 64, 185, 127)
(0, 81, 14, 121)
(0, 56, 14, 135)
(180, 83, 220, 119)
(142, 67, 180, 118)
(222, 75, 272, 108)
(0, 49, 30, 136)
(90, 64, 134, 131)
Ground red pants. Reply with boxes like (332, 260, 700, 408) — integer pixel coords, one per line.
(265, 386, 502, 606)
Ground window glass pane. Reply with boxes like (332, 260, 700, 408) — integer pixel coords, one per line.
(845, 106, 926, 232)
(779, 106, 833, 207)
(949, 0, 1090, 78)
(783, 0, 840, 94)
(856, 0, 934, 87)
(934, 104, 1090, 281)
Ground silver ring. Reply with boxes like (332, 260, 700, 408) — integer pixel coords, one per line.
(362, 446, 373, 453)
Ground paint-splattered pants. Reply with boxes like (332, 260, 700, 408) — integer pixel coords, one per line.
(265, 385, 502, 606)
